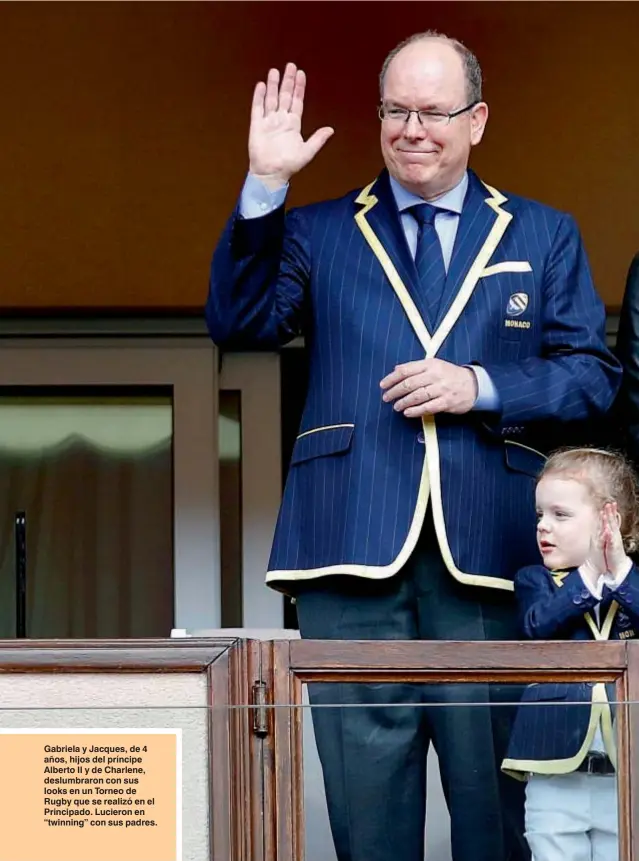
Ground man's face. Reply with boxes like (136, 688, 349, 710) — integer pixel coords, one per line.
(535, 475, 602, 571)
(380, 39, 488, 200)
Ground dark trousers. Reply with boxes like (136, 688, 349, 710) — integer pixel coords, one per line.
(294, 516, 528, 861)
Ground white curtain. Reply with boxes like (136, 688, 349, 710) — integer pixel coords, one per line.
(0, 438, 173, 638)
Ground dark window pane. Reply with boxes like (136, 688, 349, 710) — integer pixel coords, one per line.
(219, 390, 242, 627)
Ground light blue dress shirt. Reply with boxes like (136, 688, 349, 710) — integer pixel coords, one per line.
(388, 172, 467, 270)
(239, 172, 499, 411)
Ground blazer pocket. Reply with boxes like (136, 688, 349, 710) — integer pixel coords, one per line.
(290, 424, 355, 465)
(504, 440, 546, 478)
(480, 261, 533, 278)
(522, 683, 570, 702)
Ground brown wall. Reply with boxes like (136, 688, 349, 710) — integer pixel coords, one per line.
(0, 1, 637, 311)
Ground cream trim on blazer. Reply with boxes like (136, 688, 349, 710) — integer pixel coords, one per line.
(480, 261, 532, 278)
(501, 682, 615, 780)
(296, 423, 355, 440)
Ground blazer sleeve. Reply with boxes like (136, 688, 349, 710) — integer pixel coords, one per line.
(614, 252, 639, 466)
(515, 565, 599, 639)
(604, 564, 639, 625)
(480, 214, 620, 424)
(205, 204, 311, 349)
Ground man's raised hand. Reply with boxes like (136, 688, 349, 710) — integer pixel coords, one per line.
(248, 63, 334, 190)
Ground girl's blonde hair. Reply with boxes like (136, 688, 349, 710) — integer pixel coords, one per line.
(539, 447, 639, 553)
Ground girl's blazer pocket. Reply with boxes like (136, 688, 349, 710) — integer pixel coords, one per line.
(290, 424, 355, 465)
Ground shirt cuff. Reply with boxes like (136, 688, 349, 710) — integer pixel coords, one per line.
(602, 557, 633, 590)
(468, 365, 501, 412)
(239, 173, 288, 219)
(580, 557, 633, 600)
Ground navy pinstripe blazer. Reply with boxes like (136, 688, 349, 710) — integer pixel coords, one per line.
(207, 169, 620, 591)
(503, 564, 639, 776)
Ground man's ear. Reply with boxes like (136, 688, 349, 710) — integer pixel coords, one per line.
(470, 102, 488, 147)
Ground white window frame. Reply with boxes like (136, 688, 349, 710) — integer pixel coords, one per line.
(0, 336, 220, 631)
(219, 352, 283, 628)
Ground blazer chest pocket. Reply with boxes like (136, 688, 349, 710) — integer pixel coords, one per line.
(290, 424, 354, 465)
(479, 264, 534, 344)
(504, 441, 546, 479)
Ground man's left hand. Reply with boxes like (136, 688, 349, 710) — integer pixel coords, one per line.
(380, 358, 478, 417)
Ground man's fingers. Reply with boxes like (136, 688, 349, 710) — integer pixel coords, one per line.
(278, 63, 298, 112)
(291, 69, 307, 117)
(258, 64, 299, 116)
(251, 81, 267, 121)
(391, 384, 436, 412)
(382, 372, 430, 403)
(404, 396, 447, 418)
(380, 361, 429, 390)
(264, 67, 281, 114)
(303, 127, 335, 161)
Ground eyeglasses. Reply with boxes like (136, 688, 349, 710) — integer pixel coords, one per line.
(378, 101, 479, 127)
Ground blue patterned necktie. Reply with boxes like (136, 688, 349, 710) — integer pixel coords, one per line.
(409, 203, 447, 320)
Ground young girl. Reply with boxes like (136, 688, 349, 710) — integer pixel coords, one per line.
(502, 447, 639, 861)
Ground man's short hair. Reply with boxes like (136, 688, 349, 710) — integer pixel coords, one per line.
(379, 31, 483, 104)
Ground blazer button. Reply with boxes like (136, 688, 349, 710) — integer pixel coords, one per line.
(580, 589, 592, 600)
(417, 432, 425, 444)
(572, 595, 583, 605)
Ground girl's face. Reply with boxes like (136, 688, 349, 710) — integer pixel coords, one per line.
(535, 475, 603, 570)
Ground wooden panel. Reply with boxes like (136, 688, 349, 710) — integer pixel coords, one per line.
(244, 639, 267, 861)
(269, 640, 298, 861)
(265, 639, 631, 861)
(289, 639, 627, 679)
(0, 638, 238, 671)
(624, 641, 639, 861)
(260, 640, 276, 861)
(0, 637, 252, 861)
(209, 647, 232, 861)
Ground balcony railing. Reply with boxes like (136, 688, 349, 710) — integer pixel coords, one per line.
(0, 637, 632, 861)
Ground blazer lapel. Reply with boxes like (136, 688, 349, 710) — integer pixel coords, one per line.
(584, 600, 619, 641)
(354, 171, 434, 348)
(353, 169, 514, 356)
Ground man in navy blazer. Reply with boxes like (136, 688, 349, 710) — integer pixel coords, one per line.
(207, 31, 620, 861)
